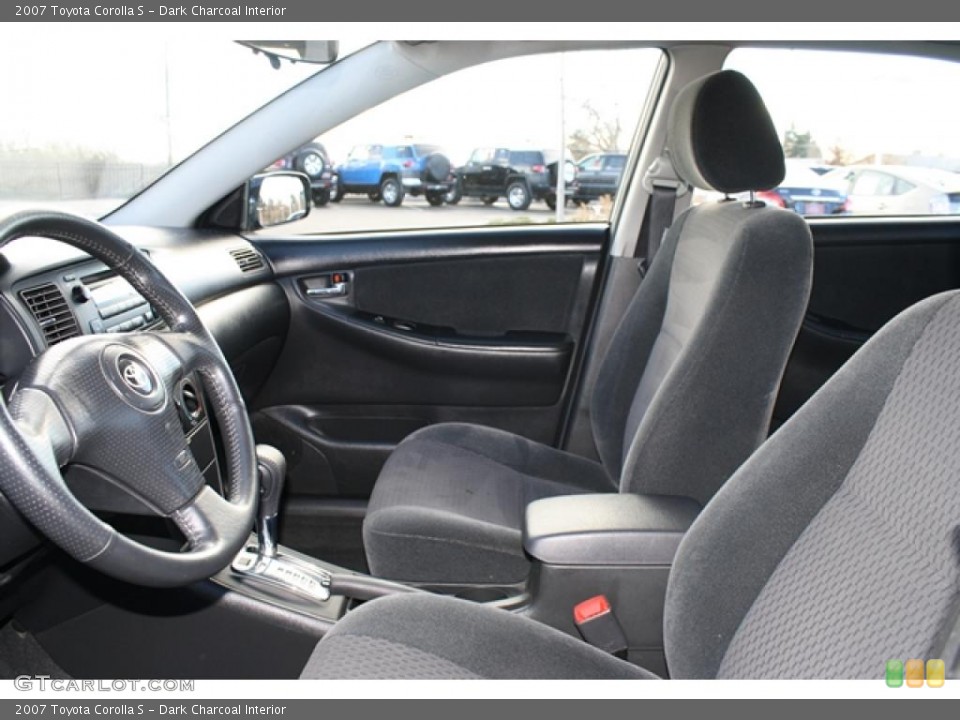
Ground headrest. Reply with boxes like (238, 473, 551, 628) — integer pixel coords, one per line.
(667, 70, 784, 194)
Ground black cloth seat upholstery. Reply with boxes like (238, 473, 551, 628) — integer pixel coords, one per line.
(304, 288, 960, 679)
(362, 423, 614, 584)
(364, 70, 814, 585)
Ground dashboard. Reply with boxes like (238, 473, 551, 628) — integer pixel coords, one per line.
(0, 226, 291, 567)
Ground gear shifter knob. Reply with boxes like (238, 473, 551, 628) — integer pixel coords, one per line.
(233, 444, 331, 602)
(255, 444, 286, 558)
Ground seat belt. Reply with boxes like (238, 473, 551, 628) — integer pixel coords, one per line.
(636, 151, 689, 275)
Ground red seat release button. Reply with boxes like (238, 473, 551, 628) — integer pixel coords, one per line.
(574, 595, 611, 624)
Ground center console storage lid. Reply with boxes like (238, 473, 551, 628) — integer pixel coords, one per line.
(523, 493, 701, 567)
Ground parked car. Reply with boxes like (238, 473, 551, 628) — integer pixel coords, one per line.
(570, 152, 628, 203)
(267, 141, 337, 207)
(332, 143, 455, 206)
(755, 161, 848, 215)
(446, 147, 572, 211)
(822, 164, 960, 215)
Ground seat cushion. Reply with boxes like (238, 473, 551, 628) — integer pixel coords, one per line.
(300, 594, 655, 680)
(363, 423, 616, 585)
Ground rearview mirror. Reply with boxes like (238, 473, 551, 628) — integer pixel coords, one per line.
(237, 41, 339, 67)
(247, 172, 311, 230)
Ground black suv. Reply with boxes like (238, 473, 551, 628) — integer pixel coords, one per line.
(447, 147, 568, 211)
(570, 152, 627, 203)
(268, 142, 337, 207)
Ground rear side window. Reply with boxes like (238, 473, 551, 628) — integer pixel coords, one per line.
(509, 151, 544, 166)
(716, 48, 960, 218)
(606, 156, 626, 170)
(384, 146, 414, 160)
(852, 171, 896, 197)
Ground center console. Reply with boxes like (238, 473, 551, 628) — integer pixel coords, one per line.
(518, 493, 700, 675)
(213, 445, 421, 633)
(214, 449, 700, 677)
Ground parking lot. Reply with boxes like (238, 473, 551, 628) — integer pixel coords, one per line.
(0, 194, 611, 234)
(284, 195, 605, 235)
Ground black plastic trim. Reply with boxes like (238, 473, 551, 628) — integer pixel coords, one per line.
(255, 223, 607, 279)
(807, 216, 960, 247)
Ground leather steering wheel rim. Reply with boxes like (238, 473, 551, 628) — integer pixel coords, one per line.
(0, 211, 257, 587)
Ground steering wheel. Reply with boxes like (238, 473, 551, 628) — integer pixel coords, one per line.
(0, 211, 258, 587)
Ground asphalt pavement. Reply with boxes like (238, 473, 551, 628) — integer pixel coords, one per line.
(284, 195, 604, 235)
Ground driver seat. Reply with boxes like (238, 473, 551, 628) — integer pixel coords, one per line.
(302, 289, 960, 678)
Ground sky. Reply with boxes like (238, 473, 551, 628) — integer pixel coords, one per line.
(726, 48, 960, 162)
(316, 48, 660, 166)
(3, 33, 960, 179)
(0, 39, 658, 168)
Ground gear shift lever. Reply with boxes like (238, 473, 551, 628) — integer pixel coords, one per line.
(231, 445, 332, 602)
(255, 444, 286, 559)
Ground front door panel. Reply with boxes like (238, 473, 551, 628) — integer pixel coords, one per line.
(252, 225, 606, 499)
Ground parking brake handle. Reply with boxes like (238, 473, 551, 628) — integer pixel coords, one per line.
(255, 444, 286, 559)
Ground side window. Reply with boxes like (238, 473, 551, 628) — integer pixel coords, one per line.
(469, 148, 494, 164)
(606, 156, 626, 171)
(894, 178, 916, 196)
(713, 48, 960, 218)
(580, 156, 604, 172)
(387, 146, 413, 161)
(509, 151, 545, 168)
(852, 171, 896, 197)
(257, 48, 663, 236)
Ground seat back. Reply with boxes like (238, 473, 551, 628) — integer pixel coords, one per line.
(665, 290, 960, 678)
(590, 70, 813, 504)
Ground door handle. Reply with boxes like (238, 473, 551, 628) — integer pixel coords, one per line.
(301, 272, 350, 300)
(306, 282, 348, 299)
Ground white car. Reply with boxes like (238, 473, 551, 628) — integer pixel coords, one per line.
(823, 164, 960, 215)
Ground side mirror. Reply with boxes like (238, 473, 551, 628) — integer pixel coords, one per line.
(247, 172, 311, 230)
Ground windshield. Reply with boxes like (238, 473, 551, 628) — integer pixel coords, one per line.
(0, 39, 346, 220)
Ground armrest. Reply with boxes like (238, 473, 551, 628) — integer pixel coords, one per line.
(523, 493, 701, 566)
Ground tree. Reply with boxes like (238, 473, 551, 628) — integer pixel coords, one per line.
(782, 126, 818, 159)
(825, 143, 853, 166)
(568, 101, 623, 160)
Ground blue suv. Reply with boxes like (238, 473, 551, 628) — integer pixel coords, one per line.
(332, 144, 454, 207)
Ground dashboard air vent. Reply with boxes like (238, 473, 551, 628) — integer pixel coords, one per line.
(229, 247, 265, 273)
(20, 283, 80, 347)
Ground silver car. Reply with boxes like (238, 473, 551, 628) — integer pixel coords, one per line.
(822, 164, 960, 215)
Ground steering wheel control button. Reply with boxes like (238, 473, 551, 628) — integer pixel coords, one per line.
(174, 449, 193, 471)
(100, 345, 166, 412)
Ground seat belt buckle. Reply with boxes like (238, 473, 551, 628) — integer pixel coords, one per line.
(573, 595, 629, 659)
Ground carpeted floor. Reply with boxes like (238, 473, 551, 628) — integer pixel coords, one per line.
(0, 620, 69, 679)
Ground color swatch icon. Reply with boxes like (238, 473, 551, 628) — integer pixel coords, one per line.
(886, 659, 904, 687)
(927, 659, 945, 688)
(886, 658, 945, 687)
(906, 659, 925, 687)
